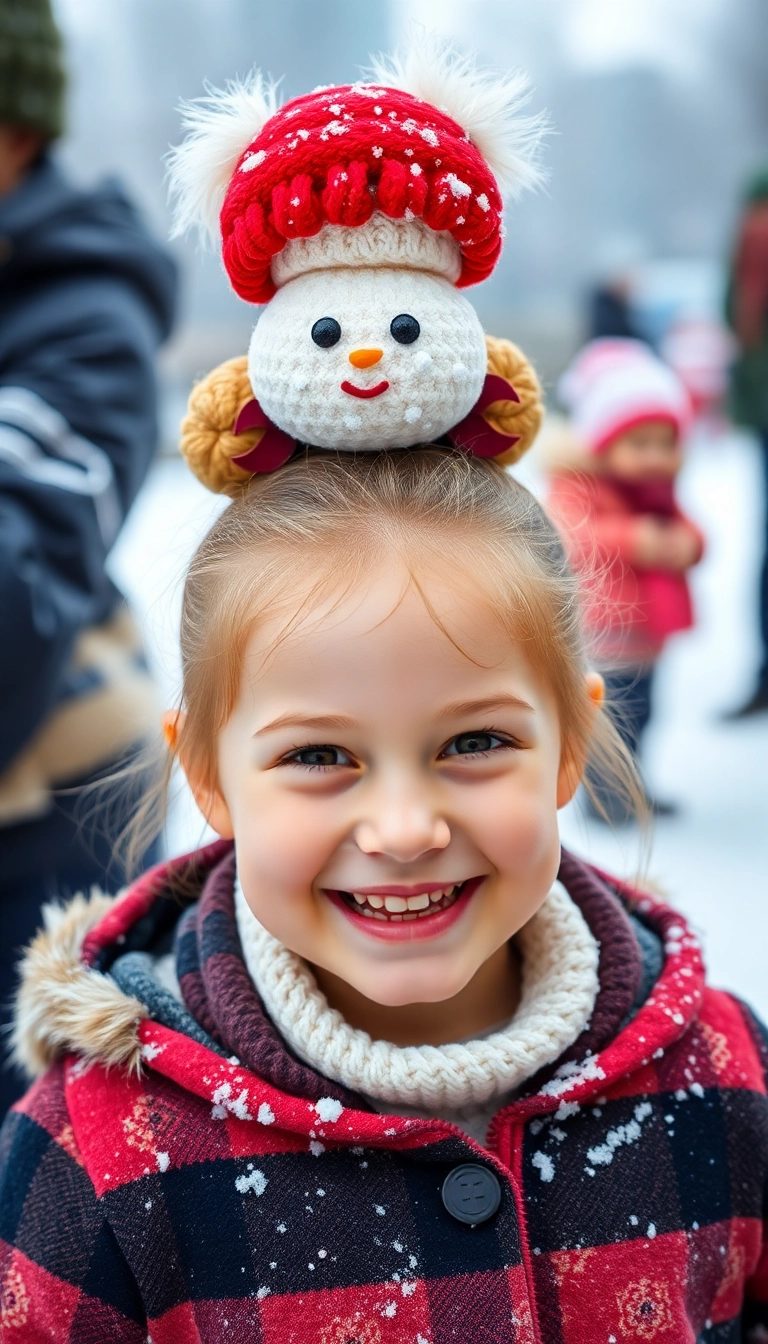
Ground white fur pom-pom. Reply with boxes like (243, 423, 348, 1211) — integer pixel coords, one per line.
(167, 70, 281, 241)
(370, 33, 548, 200)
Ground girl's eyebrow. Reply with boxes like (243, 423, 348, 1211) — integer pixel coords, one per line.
(437, 693, 535, 720)
(254, 712, 357, 738)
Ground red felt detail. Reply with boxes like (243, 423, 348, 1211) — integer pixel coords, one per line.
(231, 430, 295, 474)
(448, 372, 522, 459)
(218, 84, 504, 303)
(233, 397, 267, 434)
(477, 373, 522, 408)
(231, 398, 296, 473)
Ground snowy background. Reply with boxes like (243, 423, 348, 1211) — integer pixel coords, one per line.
(50, 0, 768, 1014)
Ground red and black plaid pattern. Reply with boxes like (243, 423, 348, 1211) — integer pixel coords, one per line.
(1, 848, 768, 1342)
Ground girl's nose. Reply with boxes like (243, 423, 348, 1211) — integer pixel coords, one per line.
(355, 807, 451, 863)
(348, 348, 383, 369)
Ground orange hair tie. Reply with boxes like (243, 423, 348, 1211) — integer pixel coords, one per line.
(162, 714, 180, 751)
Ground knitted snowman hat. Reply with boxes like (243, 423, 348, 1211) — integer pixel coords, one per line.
(169, 39, 547, 488)
(558, 338, 692, 455)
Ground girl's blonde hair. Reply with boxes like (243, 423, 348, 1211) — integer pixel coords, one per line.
(126, 446, 645, 872)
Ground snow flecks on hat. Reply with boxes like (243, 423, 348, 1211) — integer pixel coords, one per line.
(167, 38, 547, 305)
(215, 83, 506, 303)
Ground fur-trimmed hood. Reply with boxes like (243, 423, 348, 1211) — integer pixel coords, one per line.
(11, 888, 147, 1078)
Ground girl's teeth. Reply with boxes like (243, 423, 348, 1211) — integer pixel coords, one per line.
(344, 881, 466, 920)
(406, 893, 431, 911)
(383, 896, 408, 913)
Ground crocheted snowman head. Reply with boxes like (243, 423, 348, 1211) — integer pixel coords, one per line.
(169, 40, 545, 464)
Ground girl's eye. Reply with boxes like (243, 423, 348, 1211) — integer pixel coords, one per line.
(311, 317, 342, 348)
(390, 313, 420, 344)
(442, 732, 508, 757)
(284, 745, 352, 769)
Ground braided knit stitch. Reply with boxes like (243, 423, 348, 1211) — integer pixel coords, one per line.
(234, 879, 599, 1113)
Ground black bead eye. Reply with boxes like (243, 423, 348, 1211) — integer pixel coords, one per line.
(390, 313, 420, 344)
(311, 317, 341, 348)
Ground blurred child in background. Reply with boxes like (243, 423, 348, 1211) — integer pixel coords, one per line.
(723, 169, 768, 718)
(548, 338, 704, 819)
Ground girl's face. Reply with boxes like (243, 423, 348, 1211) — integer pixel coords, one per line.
(203, 564, 584, 1009)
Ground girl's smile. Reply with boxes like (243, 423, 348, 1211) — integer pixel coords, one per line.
(325, 874, 486, 942)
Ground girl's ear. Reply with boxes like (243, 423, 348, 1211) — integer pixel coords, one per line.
(555, 673, 605, 808)
(162, 710, 235, 839)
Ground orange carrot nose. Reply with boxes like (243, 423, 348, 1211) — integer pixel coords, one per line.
(348, 348, 383, 369)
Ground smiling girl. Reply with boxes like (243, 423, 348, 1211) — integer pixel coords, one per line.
(3, 445, 768, 1342)
(2, 44, 768, 1344)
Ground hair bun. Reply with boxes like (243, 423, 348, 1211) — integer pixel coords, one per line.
(180, 356, 266, 494)
(482, 335, 543, 467)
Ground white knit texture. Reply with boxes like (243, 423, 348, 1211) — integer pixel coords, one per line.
(248, 265, 487, 451)
(271, 214, 462, 288)
(234, 878, 599, 1112)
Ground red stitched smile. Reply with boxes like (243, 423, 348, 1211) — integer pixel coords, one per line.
(340, 380, 390, 399)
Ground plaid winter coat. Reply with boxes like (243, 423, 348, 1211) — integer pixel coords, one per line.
(1, 839, 767, 1343)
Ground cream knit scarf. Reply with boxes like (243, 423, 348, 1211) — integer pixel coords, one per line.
(234, 877, 599, 1119)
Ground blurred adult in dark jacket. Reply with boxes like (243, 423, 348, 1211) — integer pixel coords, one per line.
(724, 170, 768, 718)
(588, 279, 640, 342)
(0, 0, 177, 1114)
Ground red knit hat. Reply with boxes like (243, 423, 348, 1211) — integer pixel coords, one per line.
(220, 84, 503, 303)
(169, 40, 546, 304)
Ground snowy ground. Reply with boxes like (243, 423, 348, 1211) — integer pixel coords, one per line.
(109, 429, 768, 1017)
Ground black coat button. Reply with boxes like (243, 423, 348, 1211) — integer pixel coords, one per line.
(441, 1163, 502, 1225)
